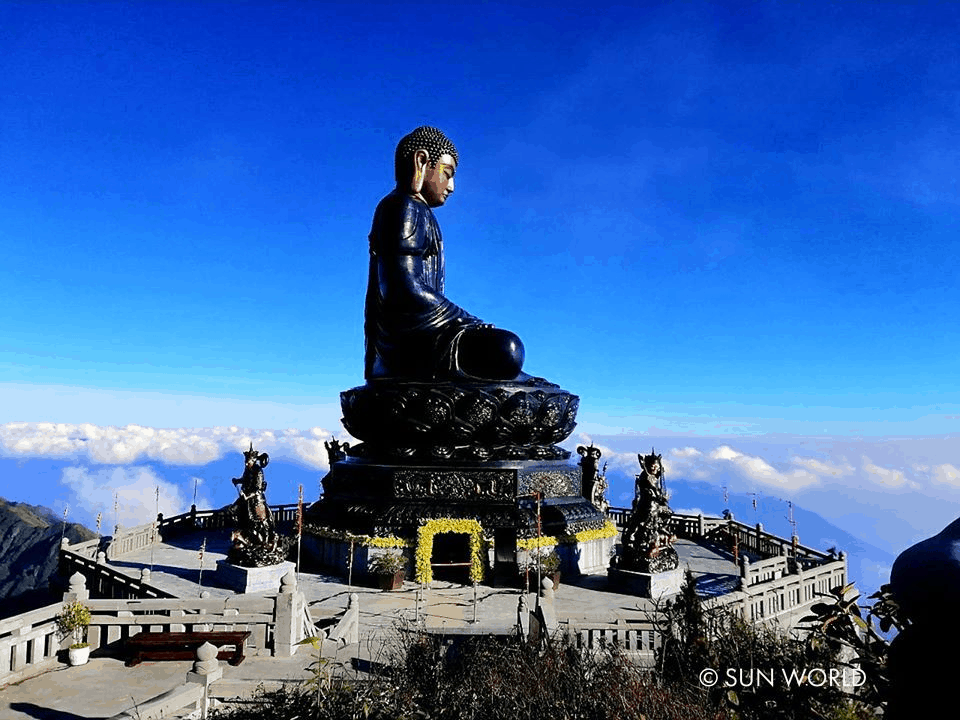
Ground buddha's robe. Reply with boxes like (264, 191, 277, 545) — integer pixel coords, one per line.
(364, 190, 481, 379)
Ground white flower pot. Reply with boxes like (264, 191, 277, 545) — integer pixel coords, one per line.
(68, 645, 91, 666)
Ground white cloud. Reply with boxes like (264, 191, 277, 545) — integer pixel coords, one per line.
(0, 422, 339, 470)
(790, 456, 854, 478)
(706, 445, 821, 491)
(931, 463, 960, 487)
(861, 457, 920, 489)
(710, 445, 742, 461)
(60, 466, 212, 529)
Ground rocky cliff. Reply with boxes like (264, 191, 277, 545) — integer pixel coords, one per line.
(0, 496, 97, 619)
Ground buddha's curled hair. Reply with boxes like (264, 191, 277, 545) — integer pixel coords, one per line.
(394, 126, 459, 182)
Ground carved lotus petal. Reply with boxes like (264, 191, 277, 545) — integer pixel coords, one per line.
(421, 393, 453, 425)
(503, 393, 536, 427)
(538, 396, 565, 426)
(458, 393, 497, 427)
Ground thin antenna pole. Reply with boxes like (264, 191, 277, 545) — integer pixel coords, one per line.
(151, 486, 159, 571)
(296, 484, 304, 583)
(198, 537, 207, 595)
(536, 492, 542, 604)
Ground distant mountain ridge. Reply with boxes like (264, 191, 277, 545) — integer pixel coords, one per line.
(0, 496, 97, 619)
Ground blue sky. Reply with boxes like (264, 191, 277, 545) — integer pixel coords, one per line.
(2, 2, 959, 587)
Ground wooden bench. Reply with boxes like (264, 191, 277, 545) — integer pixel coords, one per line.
(125, 630, 252, 667)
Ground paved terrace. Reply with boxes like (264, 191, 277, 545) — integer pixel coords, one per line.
(1, 531, 739, 719)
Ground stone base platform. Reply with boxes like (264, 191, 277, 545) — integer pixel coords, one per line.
(607, 566, 683, 600)
(215, 560, 295, 594)
(310, 457, 604, 538)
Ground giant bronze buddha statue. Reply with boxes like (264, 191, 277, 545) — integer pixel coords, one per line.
(341, 126, 578, 461)
(364, 126, 525, 381)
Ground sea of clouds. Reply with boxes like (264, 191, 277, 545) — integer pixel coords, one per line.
(1, 422, 957, 559)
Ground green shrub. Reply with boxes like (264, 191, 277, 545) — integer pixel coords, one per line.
(212, 630, 723, 720)
(54, 601, 91, 649)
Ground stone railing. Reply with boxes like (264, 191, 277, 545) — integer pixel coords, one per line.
(158, 503, 303, 540)
(0, 568, 313, 687)
(106, 521, 163, 560)
(60, 539, 176, 600)
(0, 602, 64, 686)
(607, 508, 831, 563)
(560, 615, 662, 664)
(68, 536, 103, 560)
(554, 554, 847, 665)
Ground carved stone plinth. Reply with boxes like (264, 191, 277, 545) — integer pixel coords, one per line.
(215, 560, 296, 594)
(308, 458, 604, 539)
(607, 566, 683, 600)
(340, 379, 579, 462)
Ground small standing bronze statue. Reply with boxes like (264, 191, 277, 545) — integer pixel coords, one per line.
(615, 448, 679, 574)
(577, 444, 610, 513)
(225, 444, 291, 567)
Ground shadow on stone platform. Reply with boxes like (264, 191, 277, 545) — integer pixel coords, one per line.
(8, 704, 98, 720)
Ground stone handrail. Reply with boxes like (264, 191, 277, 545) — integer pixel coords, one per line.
(560, 615, 662, 664)
(712, 556, 848, 624)
(0, 568, 313, 686)
(68, 536, 103, 560)
(606, 508, 832, 563)
(60, 542, 176, 600)
(106, 521, 162, 560)
(84, 595, 277, 654)
(158, 503, 304, 540)
(0, 602, 64, 686)
(742, 555, 792, 586)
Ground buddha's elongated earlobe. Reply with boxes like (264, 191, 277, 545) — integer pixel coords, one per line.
(411, 149, 428, 194)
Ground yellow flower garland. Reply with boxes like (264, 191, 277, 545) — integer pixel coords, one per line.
(516, 520, 617, 551)
(415, 518, 486, 584)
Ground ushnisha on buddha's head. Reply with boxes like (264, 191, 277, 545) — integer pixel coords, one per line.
(394, 126, 458, 208)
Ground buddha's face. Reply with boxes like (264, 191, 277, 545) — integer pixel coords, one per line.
(419, 153, 456, 207)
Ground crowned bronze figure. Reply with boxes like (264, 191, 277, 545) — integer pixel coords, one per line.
(224, 444, 291, 567)
(615, 449, 679, 574)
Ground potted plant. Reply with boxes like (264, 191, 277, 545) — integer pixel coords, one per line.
(520, 549, 562, 591)
(55, 600, 92, 666)
(368, 552, 408, 591)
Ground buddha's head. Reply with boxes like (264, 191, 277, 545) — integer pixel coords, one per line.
(394, 126, 458, 207)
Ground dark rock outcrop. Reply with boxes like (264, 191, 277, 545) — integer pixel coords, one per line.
(0, 497, 96, 619)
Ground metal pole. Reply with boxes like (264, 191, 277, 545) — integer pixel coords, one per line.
(151, 486, 159, 571)
(536, 493, 542, 603)
(296, 485, 304, 583)
(472, 581, 478, 623)
(415, 582, 421, 623)
(197, 537, 206, 595)
(347, 538, 355, 587)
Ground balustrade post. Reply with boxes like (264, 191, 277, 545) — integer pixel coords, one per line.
(274, 570, 299, 657)
(186, 641, 223, 719)
(739, 555, 751, 590)
(63, 571, 89, 603)
(697, 513, 704, 537)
